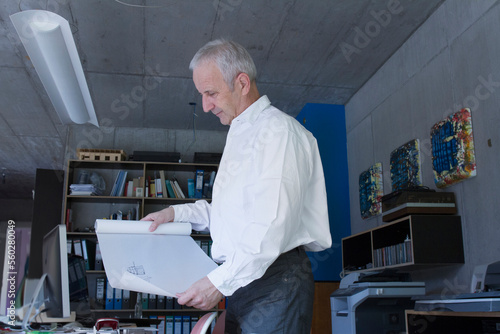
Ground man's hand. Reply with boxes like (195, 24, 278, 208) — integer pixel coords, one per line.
(140, 207, 175, 231)
(176, 276, 223, 310)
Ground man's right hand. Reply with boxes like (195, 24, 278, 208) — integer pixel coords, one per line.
(141, 206, 175, 232)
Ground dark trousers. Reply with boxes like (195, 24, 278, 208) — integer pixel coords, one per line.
(225, 247, 314, 334)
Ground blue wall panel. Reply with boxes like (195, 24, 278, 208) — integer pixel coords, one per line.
(296, 103, 351, 281)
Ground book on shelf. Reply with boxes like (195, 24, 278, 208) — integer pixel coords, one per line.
(117, 171, 128, 196)
(142, 293, 149, 310)
(130, 177, 144, 197)
(122, 289, 131, 309)
(95, 277, 106, 309)
(155, 175, 163, 198)
(114, 288, 123, 309)
(105, 279, 114, 310)
(81, 239, 90, 270)
(165, 316, 173, 334)
(95, 243, 103, 270)
(110, 170, 128, 196)
(157, 295, 166, 309)
(174, 316, 182, 334)
(183, 316, 190, 333)
(66, 208, 73, 232)
(187, 179, 195, 198)
(67, 255, 87, 301)
(172, 179, 186, 198)
(157, 315, 166, 334)
(191, 316, 199, 331)
(165, 180, 176, 198)
(73, 239, 83, 257)
(148, 293, 157, 309)
(126, 180, 134, 197)
(148, 177, 156, 198)
(195, 169, 204, 198)
(159, 170, 166, 197)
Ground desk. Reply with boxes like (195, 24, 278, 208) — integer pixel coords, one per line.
(406, 310, 500, 334)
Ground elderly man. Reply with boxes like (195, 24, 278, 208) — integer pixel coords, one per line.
(142, 39, 331, 333)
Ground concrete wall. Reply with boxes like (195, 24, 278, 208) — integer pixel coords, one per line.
(345, 0, 500, 295)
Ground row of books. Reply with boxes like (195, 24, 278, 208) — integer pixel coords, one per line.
(155, 314, 217, 334)
(148, 314, 217, 334)
(373, 238, 412, 268)
(148, 171, 186, 199)
(68, 255, 88, 301)
(68, 238, 103, 271)
(102, 284, 184, 310)
(97, 169, 218, 199)
(89, 276, 226, 311)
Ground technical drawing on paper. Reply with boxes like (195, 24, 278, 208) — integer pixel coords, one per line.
(127, 262, 151, 282)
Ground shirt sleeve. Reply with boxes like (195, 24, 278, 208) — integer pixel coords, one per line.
(173, 199, 212, 232)
(206, 129, 319, 296)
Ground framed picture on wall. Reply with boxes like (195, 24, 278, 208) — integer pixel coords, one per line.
(359, 162, 383, 219)
(390, 139, 422, 191)
(431, 108, 476, 188)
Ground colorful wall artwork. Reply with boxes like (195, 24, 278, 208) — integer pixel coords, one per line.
(390, 139, 422, 192)
(431, 108, 476, 188)
(359, 163, 383, 219)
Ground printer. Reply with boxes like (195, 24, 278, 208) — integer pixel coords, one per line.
(415, 260, 500, 313)
(330, 271, 425, 334)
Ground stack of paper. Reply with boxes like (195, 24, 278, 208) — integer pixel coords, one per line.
(69, 183, 103, 196)
(95, 220, 217, 297)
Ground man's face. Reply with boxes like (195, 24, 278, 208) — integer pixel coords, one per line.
(193, 61, 241, 125)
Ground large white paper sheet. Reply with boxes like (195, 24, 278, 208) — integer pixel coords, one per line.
(95, 219, 217, 297)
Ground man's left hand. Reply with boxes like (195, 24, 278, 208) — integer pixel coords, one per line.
(176, 276, 223, 310)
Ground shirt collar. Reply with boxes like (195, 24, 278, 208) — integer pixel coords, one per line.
(232, 95, 271, 126)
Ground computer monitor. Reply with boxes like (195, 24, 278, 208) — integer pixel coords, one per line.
(42, 224, 71, 318)
(21, 224, 73, 329)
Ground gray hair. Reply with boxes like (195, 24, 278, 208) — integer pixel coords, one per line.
(189, 39, 257, 90)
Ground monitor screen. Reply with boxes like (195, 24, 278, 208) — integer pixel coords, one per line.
(42, 224, 70, 318)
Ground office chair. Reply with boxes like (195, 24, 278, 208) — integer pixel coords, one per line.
(190, 310, 226, 334)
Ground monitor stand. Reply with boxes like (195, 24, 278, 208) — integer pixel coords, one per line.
(17, 274, 76, 330)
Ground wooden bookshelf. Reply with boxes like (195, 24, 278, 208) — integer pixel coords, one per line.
(63, 159, 220, 322)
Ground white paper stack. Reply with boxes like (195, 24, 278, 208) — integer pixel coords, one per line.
(94, 220, 217, 297)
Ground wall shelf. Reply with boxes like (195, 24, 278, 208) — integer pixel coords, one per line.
(342, 215, 464, 274)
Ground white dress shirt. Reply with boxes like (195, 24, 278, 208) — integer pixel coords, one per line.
(173, 95, 332, 296)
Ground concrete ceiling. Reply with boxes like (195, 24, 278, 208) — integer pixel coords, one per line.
(0, 0, 443, 199)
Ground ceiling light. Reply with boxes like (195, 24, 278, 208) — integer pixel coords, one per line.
(10, 10, 99, 127)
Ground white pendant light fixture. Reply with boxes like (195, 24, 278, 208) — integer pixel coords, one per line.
(10, 10, 99, 127)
